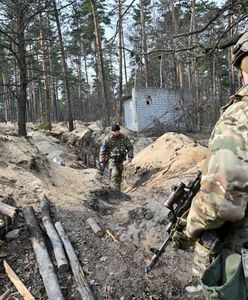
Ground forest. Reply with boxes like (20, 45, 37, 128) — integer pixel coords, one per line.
(0, 0, 247, 135)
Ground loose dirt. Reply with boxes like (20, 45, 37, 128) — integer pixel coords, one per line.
(0, 122, 208, 300)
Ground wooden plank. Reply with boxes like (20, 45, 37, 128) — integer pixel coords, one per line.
(3, 260, 35, 300)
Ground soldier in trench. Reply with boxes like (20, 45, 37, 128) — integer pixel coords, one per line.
(99, 124, 133, 191)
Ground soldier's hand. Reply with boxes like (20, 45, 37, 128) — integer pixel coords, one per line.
(171, 230, 195, 251)
(128, 157, 132, 163)
(170, 210, 195, 251)
(99, 162, 105, 172)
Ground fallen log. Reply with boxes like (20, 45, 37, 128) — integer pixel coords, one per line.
(23, 206, 64, 300)
(86, 217, 104, 237)
(41, 195, 69, 272)
(4, 260, 35, 300)
(0, 285, 11, 300)
(0, 202, 17, 219)
(55, 221, 95, 300)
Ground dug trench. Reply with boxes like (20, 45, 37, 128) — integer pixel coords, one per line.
(0, 122, 207, 299)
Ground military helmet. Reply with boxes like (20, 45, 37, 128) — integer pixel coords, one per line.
(232, 32, 248, 68)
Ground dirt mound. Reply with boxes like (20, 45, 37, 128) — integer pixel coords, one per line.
(0, 123, 206, 300)
(123, 132, 207, 194)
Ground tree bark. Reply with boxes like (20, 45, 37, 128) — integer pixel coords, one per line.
(39, 12, 52, 130)
(86, 217, 104, 237)
(118, 0, 123, 123)
(15, 3, 28, 136)
(52, 0, 74, 131)
(23, 206, 64, 300)
(0, 202, 17, 219)
(139, 0, 149, 87)
(167, 0, 184, 89)
(41, 195, 69, 272)
(90, 0, 110, 127)
(55, 221, 95, 300)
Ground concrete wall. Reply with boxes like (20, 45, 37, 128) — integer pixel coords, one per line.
(124, 88, 190, 132)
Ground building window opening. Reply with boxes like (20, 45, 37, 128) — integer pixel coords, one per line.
(146, 95, 152, 105)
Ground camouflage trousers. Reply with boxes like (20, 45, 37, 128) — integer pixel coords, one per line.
(108, 159, 124, 190)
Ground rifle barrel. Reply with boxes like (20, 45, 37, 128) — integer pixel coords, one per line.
(145, 235, 171, 273)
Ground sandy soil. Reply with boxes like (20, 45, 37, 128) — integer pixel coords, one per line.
(0, 122, 208, 300)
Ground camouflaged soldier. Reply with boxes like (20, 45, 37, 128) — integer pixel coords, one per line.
(172, 32, 248, 299)
(99, 124, 133, 190)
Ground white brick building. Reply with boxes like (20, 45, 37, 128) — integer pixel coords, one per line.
(124, 87, 191, 132)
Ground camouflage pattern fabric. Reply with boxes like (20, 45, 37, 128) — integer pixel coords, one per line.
(186, 84, 248, 252)
(108, 159, 123, 190)
(99, 133, 133, 190)
(99, 133, 133, 164)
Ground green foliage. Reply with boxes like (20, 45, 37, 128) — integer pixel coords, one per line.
(38, 122, 52, 131)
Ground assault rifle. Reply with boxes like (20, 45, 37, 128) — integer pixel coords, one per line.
(145, 170, 202, 273)
(95, 160, 110, 177)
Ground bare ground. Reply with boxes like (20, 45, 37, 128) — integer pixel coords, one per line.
(0, 122, 207, 300)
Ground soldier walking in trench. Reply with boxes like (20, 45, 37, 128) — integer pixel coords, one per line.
(99, 124, 134, 191)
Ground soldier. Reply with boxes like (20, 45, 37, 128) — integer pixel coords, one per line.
(172, 32, 248, 299)
(99, 124, 133, 190)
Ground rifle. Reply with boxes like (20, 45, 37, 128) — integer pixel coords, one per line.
(95, 159, 110, 177)
(145, 170, 202, 273)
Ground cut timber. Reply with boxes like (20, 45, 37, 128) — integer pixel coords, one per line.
(0, 287, 11, 300)
(23, 206, 64, 300)
(55, 221, 95, 300)
(0, 202, 17, 219)
(4, 260, 35, 300)
(41, 195, 69, 272)
(86, 217, 104, 237)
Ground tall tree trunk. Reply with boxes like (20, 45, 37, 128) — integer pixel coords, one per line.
(118, 0, 123, 123)
(121, 24, 128, 95)
(90, 0, 110, 127)
(52, 0, 73, 131)
(139, 0, 149, 87)
(47, 13, 59, 122)
(39, 12, 51, 130)
(228, 12, 235, 94)
(189, 0, 200, 131)
(167, 0, 184, 90)
(77, 42, 83, 120)
(16, 4, 27, 136)
(2, 66, 11, 121)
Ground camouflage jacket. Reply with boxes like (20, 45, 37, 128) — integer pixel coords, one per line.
(99, 133, 134, 163)
(186, 84, 248, 248)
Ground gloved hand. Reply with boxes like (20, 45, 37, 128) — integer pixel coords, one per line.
(171, 229, 195, 251)
(99, 162, 105, 171)
(171, 212, 195, 251)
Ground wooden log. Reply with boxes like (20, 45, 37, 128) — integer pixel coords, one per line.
(23, 206, 64, 300)
(4, 260, 35, 300)
(41, 195, 69, 272)
(0, 285, 11, 300)
(55, 221, 95, 300)
(86, 217, 104, 237)
(0, 202, 17, 219)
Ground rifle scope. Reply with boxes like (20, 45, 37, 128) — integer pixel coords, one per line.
(164, 181, 186, 210)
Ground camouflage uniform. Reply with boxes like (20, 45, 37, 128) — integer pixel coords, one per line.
(99, 133, 133, 190)
(185, 84, 248, 275)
